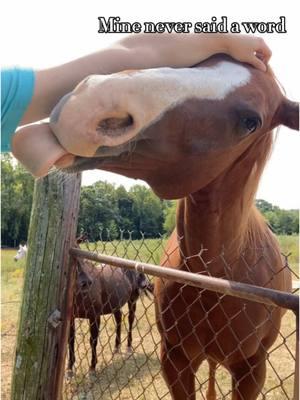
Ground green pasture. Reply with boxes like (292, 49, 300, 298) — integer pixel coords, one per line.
(1, 236, 298, 285)
(1, 235, 299, 399)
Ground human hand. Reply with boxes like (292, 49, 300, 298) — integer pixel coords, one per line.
(11, 123, 74, 177)
(224, 34, 272, 71)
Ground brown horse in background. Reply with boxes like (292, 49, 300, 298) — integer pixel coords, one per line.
(68, 238, 153, 376)
(57, 55, 299, 398)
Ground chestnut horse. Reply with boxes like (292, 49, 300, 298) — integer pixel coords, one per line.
(55, 55, 298, 399)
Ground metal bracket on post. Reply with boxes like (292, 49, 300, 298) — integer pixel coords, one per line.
(48, 309, 62, 329)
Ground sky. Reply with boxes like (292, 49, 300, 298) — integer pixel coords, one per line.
(1, 0, 299, 209)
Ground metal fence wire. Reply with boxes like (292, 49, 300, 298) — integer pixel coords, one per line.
(62, 232, 299, 400)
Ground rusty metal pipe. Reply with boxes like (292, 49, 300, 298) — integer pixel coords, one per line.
(69, 248, 299, 312)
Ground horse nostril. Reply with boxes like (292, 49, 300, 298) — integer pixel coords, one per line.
(97, 114, 134, 134)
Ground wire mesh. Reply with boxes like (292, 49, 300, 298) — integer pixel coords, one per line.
(63, 232, 299, 400)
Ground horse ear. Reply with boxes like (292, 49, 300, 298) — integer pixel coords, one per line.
(273, 98, 299, 131)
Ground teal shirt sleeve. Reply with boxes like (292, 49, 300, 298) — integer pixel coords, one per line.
(1, 68, 35, 152)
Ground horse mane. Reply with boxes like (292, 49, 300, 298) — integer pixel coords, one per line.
(243, 65, 287, 251)
(183, 61, 284, 256)
(239, 131, 275, 251)
(266, 64, 286, 95)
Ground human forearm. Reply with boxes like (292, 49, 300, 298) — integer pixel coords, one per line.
(20, 33, 271, 125)
(20, 44, 161, 124)
(110, 33, 271, 70)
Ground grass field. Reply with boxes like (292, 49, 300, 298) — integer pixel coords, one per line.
(1, 236, 299, 399)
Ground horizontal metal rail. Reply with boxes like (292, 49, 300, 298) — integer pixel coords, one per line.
(70, 248, 299, 312)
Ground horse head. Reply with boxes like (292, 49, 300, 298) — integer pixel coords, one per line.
(51, 55, 299, 199)
(54, 56, 298, 398)
(14, 244, 27, 262)
(74, 236, 93, 293)
(136, 272, 154, 298)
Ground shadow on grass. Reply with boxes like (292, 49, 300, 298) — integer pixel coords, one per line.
(64, 350, 165, 400)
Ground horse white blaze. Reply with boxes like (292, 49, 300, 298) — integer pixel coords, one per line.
(85, 61, 251, 100)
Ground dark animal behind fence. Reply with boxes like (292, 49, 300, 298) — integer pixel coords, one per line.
(68, 249, 153, 376)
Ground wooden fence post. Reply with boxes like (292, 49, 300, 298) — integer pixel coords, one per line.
(294, 310, 299, 400)
(11, 172, 81, 400)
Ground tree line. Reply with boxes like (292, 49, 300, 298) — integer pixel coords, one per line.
(1, 155, 298, 246)
(78, 181, 171, 240)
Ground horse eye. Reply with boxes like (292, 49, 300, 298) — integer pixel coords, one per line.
(242, 116, 262, 134)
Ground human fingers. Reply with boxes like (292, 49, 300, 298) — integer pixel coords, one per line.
(11, 123, 74, 177)
(255, 38, 272, 63)
(248, 53, 268, 71)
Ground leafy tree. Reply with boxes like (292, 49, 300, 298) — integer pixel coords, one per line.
(277, 210, 299, 235)
(264, 211, 280, 233)
(256, 199, 277, 213)
(163, 200, 177, 235)
(78, 181, 120, 241)
(129, 185, 164, 238)
(115, 185, 135, 232)
(256, 199, 299, 235)
(1, 157, 298, 247)
(1, 155, 34, 246)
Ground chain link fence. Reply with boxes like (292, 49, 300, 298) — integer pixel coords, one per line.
(62, 232, 298, 400)
(1, 233, 298, 399)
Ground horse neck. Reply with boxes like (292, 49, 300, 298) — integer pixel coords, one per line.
(177, 133, 273, 271)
